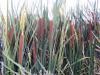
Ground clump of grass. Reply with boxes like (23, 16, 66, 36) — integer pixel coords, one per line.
(0, 0, 99, 75)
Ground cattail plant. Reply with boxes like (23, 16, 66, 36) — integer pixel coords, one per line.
(36, 18, 45, 39)
(48, 20, 53, 41)
(7, 25, 14, 42)
(32, 40, 36, 64)
(88, 20, 93, 41)
(18, 32, 24, 64)
(69, 20, 75, 48)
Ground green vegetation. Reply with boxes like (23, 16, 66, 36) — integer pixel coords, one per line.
(0, 0, 100, 75)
